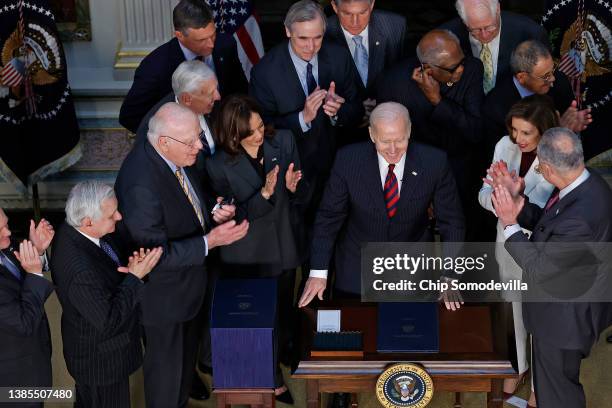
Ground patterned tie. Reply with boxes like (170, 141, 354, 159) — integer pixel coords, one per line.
(544, 188, 560, 212)
(175, 168, 205, 229)
(384, 164, 399, 218)
(99, 239, 120, 266)
(352, 35, 369, 86)
(0, 251, 22, 281)
(480, 43, 494, 93)
(200, 129, 212, 157)
(306, 62, 317, 95)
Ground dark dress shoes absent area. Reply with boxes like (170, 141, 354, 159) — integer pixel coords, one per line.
(328, 392, 351, 408)
(275, 387, 294, 405)
(190, 370, 210, 401)
(198, 361, 214, 376)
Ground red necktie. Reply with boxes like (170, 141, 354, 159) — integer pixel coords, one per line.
(545, 188, 560, 212)
(384, 164, 399, 218)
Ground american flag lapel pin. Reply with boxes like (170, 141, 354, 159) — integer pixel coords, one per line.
(376, 41, 380, 46)
(412, 171, 417, 176)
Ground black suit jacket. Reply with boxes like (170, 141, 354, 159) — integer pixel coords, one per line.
(0, 248, 53, 387)
(115, 140, 212, 325)
(50, 224, 143, 385)
(206, 130, 305, 272)
(326, 9, 406, 97)
(249, 40, 364, 182)
(440, 11, 549, 86)
(120, 35, 248, 133)
(505, 170, 612, 350)
(482, 73, 576, 149)
(311, 142, 465, 294)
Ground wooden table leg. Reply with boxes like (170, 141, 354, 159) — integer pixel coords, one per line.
(454, 392, 462, 408)
(306, 380, 321, 408)
(263, 392, 274, 408)
(487, 379, 504, 408)
(216, 392, 228, 408)
(350, 393, 358, 408)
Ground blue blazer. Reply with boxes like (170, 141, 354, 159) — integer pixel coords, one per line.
(310, 141, 465, 294)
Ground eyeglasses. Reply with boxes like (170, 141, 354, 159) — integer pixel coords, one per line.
(430, 57, 466, 74)
(528, 63, 558, 84)
(161, 133, 202, 149)
(468, 24, 498, 35)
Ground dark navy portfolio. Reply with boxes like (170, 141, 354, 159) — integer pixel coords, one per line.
(377, 302, 439, 353)
(211, 278, 277, 388)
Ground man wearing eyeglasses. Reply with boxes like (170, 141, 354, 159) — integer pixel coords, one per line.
(376, 29, 484, 241)
(483, 40, 592, 149)
(440, 0, 548, 94)
(115, 103, 249, 408)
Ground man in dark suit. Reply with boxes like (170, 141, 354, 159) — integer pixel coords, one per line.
(483, 40, 591, 148)
(298, 102, 465, 304)
(50, 181, 162, 408)
(492, 127, 612, 408)
(440, 0, 548, 93)
(115, 103, 248, 408)
(119, 0, 247, 133)
(376, 29, 483, 240)
(0, 209, 54, 407)
(250, 0, 364, 217)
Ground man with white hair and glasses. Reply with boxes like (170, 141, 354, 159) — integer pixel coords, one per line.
(441, 0, 548, 93)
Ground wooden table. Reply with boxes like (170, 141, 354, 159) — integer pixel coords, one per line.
(213, 389, 275, 408)
(292, 302, 517, 408)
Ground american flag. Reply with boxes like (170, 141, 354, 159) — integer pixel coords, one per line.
(206, 0, 264, 80)
(1, 57, 25, 87)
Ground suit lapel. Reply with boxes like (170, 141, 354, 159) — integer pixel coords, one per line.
(282, 44, 310, 99)
(396, 146, 423, 210)
(0, 249, 23, 282)
(497, 13, 512, 75)
(522, 157, 542, 197)
(228, 153, 263, 192)
(68, 227, 120, 280)
(263, 138, 281, 174)
(144, 142, 206, 231)
(364, 144, 388, 215)
(317, 47, 332, 90)
(367, 20, 384, 89)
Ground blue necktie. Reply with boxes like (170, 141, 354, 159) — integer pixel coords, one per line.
(0, 251, 22, 281)
(200, 130, 212, 157)
(352, 35, 369, 86)
(100, 240, 120, 266)
(306, 62, 317, 95)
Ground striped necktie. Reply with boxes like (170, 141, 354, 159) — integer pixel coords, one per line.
(384, 164, 399, 218)
(99, 239, 120, 266)
(352, 35, 369, 86)
(544, 188, 560, 212)
(175, 168, 205, 229)
(480, 43, 494, 93)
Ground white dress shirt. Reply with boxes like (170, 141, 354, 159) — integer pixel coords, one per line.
(287, 43, 320, 132)
(178, 40, 215, 73)
(309, 152, 407, 279)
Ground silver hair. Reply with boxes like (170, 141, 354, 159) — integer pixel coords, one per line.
(510, 40, 551, 74)
(369, 102, 412, 135)
(171, 60, 216, 96)
(416, 29, 461, 65)
(147, 102, 198, 145)
(284, 0, 326, 32)
(65, 180, 116, 228)
(455, 0, 498, 24)
(537, 127, 584, 172)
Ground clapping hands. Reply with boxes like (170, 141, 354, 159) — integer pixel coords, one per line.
(483, 160, 525, 198)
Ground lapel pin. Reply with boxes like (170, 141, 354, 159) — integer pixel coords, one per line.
(555, 209, 560, 215)
(272, 157, 278, 162)
(412, 171, 418, 176)
(375, 41, 380, 46)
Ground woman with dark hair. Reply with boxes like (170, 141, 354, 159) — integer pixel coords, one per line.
(206, 94, 304, 403)
(478, 94, 559, 407)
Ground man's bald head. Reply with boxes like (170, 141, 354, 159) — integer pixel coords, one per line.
(416, 29, 462, 66)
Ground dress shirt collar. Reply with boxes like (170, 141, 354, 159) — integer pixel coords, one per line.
(178, 40, 215, 69)
(513, 76, 535, 98)
(377, 151, 406, 193)
(341, 25, 369, 56)
(75, 227, 100, 247)
(559, 168, 590, 200)
(287, 42, 319, 75)
(468, 19, 501, 76)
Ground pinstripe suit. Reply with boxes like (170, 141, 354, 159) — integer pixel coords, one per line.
(0, 247, 52, 408)
(326, 9, 407, 98)
(50, 224, 143, 408)
(310, 142, 465, 294)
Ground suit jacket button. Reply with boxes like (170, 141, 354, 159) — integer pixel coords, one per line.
(539, 226, 545, 232)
